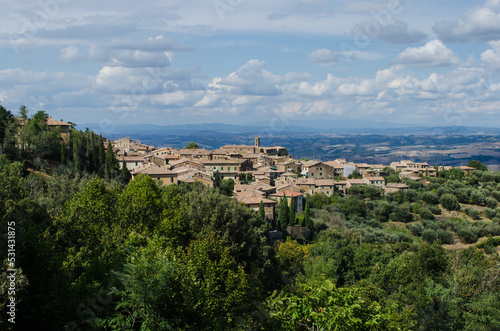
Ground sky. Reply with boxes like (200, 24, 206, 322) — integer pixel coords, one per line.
(1, 0, 500, 132)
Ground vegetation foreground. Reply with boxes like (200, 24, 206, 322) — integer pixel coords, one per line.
(0, 106, 500, 330)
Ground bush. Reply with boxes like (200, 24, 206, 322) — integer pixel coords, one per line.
(454, 188, 469, 203)
(437, 229, 453, 244)
(465, 208, 481, 220)
(429, 204, 442, 215)
(457, 227, 478, 244)
(437, 186, 452, 198)
(422, 229, 438, 244)
(407, 223, 425, 236)
(470, 190, 485, 206)
(419, 207, 434, 220)
(440, 193, 460, 211)
(392, 203, 413, 223)
(491, 190, 500, 202)
(421, 191, 439, 205)
(484, 207, 498, 219)
(485, 197, 498, 209)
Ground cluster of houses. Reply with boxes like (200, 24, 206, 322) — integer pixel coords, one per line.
(113, 136, 476, 221)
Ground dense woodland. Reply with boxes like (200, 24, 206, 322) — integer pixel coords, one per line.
(1, 105, 500, 330)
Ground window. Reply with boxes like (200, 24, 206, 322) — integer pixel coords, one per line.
(234, 167, 237, 170)
(327, 191, 329, 195)
(170, 177, 173, 182)
(135, 162, 138, 166)
(221, 166, 223, 170)
(320, 172, 322, 176)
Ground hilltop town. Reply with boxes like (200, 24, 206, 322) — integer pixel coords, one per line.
(114, 136, 478, 221)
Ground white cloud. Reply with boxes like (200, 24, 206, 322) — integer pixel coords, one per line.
(434, 0, 500, 42)
(392, 40, 459, 67)
(481, 40, 500, 69)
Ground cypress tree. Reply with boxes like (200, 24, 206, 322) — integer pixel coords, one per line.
(90, 133, 98, 172)
(304, 199, 312, 228)
(105, 140, 117, 180)
(289, 196, 296, 225)
(121, 159, 132, 184)
(98, 134, 105, 176)
(278, 193, 289, 230)
(73, 137, 80, 170)
(258, 200, 265, 221)
(60, 143, 66, 165)
(85, 133, 92, 172)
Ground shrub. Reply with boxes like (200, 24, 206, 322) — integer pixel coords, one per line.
(421, 191, 439, 205)
(440, 193, 460, 211)
(485, 197, 498, 209)
(422, 229, 438, 244)
(470, 190, 485, 206)
(465, 208, 481, 220)
(437, 229, 453, 244)
(457, 227, 478, 244)
(419, 207, 434, 220)
(407, 223, 424, 236)
(429, 204, 442, 215)
(454, 188, 469, 203)
(491, 190, 500, 202)
(392, 203, 413, 223)
(484, 207, 498, 219)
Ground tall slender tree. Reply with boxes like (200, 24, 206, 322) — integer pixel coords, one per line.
(72, 138, 80, 170)
(278, 193, 289, 230)
(304, 199, 312, 229)
(259, 200, 265, 221)
(98, 134, 105, 176)
(289, 196, 296, 225)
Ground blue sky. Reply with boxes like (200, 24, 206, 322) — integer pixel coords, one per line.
(1, 0, 500, 132)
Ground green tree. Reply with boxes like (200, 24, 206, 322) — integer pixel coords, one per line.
(304, 199, 312, 228)
(258, 200, 265, 221)
(467, 160, 488, 171)
(440, 193, 460, 211)
(105, 140, 119, 180)
(267, 279, 404, 330)
(218, 178, 234, 196)
(0, 105, 13, 150)
(185, 142, 200, 149)
(118, 174, 162, 233)
(120, 160, 132, 184)
(289, 197, 296, 225)
(98, 134, 105, 175)
(72, 137, 81, 170)
(348, 169, 362, 179)
(278, 194, 290, 230)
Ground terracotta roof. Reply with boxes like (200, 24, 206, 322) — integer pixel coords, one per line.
(120, 156, 146, 162)
(302, 160, 322, 167)
(169, 158, 204, 167)
(236, 196, 277, 205)
(270, 191, 303, 197)
(132, 164, 175, 175)
(204, 159, 247, 165)
(315, 179, 336, 186)
(47, 118, 71, 126)
(366, 176, 386, 181)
